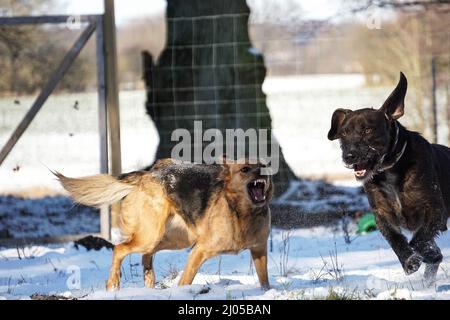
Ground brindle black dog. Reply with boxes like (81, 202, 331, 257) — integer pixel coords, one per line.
(328, 72, 450, 284)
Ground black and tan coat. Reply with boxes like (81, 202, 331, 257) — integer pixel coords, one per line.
(56, 158, 273, 291)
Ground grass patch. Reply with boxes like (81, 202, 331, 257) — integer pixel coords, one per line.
(315, 287, 362, 300)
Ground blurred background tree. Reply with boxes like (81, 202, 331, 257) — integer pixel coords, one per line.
(346, 0, 450, 139)
(0, 0, 95, 95)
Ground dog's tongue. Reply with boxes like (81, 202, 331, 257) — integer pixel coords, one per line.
(354, 164, 367, 177)
(250, 186, 264, 202)
(354, 169, 366, 177)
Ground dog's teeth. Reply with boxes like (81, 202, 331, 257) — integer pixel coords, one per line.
(263, 195, 266, 200)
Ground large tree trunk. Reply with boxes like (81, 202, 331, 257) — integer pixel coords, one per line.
(142, 0, 296, 196)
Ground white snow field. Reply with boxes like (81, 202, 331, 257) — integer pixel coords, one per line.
(1, 226, 450, 300)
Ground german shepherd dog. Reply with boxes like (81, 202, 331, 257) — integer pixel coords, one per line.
(56, 158, 273, 291)
(328, 72, 450, 285)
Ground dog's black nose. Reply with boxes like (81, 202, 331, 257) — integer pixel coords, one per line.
(344, 152, 357, 163)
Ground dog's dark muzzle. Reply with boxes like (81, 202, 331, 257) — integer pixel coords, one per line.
(342, 144, 381, 180)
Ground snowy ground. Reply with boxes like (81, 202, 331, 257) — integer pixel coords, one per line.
(1, 226, 450, 300)
(0, 195, 99, 239)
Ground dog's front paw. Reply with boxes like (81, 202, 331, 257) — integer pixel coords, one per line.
(403, 253, 423, 275)
(411, 240, 443, 264)
(106, 279, 120, 292)
(260, 283, 270, 291)
(422, 250, 443, 265)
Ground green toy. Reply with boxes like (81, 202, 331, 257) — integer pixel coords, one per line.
(357, 212, 377, 234)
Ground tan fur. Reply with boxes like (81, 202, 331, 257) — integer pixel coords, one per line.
(57, 159, 272, 291)
(55, 172, 133, 208)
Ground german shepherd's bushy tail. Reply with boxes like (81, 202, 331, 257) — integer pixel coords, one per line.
(54, 172, 134, 207)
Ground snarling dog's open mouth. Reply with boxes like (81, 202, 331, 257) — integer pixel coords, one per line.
(343, 155, 379, 181)
(247, 178, 267, 204)
(353, 162, 374, 180)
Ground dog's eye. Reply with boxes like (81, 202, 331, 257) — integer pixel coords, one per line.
(240, 167, 250, 173)
(365, 128, 372, 134)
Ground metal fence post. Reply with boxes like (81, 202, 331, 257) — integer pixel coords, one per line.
(96, 16, 111, 241)
(104, 0, 122, 231)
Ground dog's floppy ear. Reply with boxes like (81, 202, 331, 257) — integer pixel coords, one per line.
(328, 108, 352, 140)
(380, 72, 407, 120)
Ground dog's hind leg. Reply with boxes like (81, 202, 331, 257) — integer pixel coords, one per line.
(106, 240, 164, 291)
(424, 262, 440, 287)
(106, 201, 170, 291)
(417, 239, 443, 287)
(107, 186, 171, 290)
(142, 253, 156, 288)
(106, 241, 140, 291)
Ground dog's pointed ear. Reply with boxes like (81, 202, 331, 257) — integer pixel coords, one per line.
(380, 72, 407, 120)
(328, 108, 352, 140)
(218, 153, 229, 166)
(218, 156, 231, 182)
